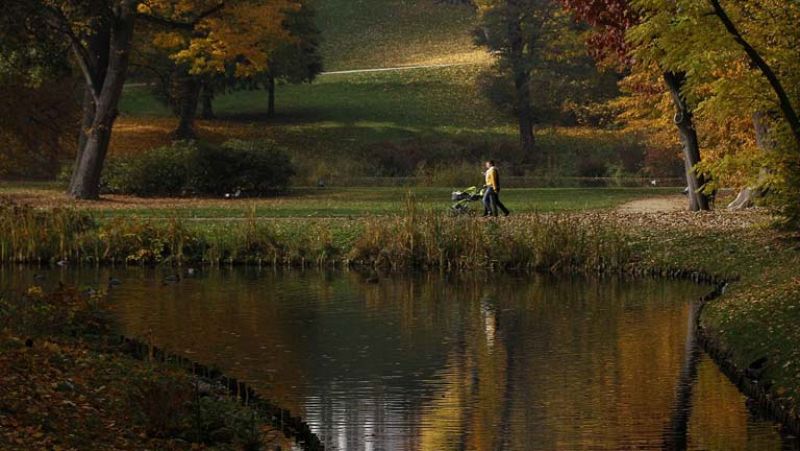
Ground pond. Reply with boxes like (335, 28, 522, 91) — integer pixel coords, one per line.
(2, 267, 795, 450)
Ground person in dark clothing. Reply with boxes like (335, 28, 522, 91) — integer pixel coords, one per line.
(482, 160, 510, 217)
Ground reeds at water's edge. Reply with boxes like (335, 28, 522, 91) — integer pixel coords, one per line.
(0, 199, 632, 272)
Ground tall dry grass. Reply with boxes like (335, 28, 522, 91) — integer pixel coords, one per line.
(0, 198, 631, 273)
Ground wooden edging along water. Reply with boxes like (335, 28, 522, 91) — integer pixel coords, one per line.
(116, 336, 325, 451)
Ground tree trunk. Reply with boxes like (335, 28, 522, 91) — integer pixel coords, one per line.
(68, 4, 136, 200)
(663, 71, 710, 211)
(173, 69, 201, 140)
(70, 87, 97, 188)
(69, 27, 110, 191)
(200, 81, 215, 120)
(508, 7, 535, 160)
(727, 188, 756, 210)
(728, 112, 773, 209)
(267, 73, 276, 118)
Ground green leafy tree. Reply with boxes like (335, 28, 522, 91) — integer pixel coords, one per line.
(473, 0, 566, 161)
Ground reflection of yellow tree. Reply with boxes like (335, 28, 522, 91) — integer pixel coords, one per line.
(100, 269, 778, 450)
(418, 277, 714, 450)
(689, 357, 783, 450)
(111, 268, 330, 413)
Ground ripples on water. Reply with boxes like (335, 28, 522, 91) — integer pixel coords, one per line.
(2, 268, 796, 450)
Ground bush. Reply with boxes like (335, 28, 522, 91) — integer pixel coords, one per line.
(103, 140, 294, 197)
(191, 139, 294, 195)
(0, 285, 112, 340)
(103, 142, 194, 196)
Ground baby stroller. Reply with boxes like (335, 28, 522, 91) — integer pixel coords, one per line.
(450, 186, 486, 215)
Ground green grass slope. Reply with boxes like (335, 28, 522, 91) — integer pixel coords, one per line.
(313, 0, 486, 71)
(117, 0, 649, 185)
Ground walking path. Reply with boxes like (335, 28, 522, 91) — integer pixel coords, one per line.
(123, 62, 480, 89)
(616, 195, 686, 214)
(319, 62, 477, 75)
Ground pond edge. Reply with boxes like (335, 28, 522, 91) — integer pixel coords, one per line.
(116, 336, 325, 451)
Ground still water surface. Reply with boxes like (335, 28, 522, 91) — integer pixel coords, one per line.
(2, 268, 795, 450)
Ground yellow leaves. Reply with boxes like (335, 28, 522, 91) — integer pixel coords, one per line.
(152, 31, 185, 49)
(26, 286, 44, 298)
(144, 0, 299, 77)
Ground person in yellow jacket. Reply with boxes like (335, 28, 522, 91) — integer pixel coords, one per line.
(482, 160, 510, 217)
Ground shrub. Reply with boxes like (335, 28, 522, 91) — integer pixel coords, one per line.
(103, 141, 194, 196)
(191, 139, 294, 195)
(0, 285, 112, 340)
(102, 140, 294, 197)
(127, 369, 193, 438)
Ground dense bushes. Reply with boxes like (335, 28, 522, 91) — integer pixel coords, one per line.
(103, 140, 294, 196)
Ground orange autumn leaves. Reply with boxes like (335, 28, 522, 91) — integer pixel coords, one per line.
(139, 0, 301, 77)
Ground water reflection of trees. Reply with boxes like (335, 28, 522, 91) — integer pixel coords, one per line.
(37, 267, 786, 451)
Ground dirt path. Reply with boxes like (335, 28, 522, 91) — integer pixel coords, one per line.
(616, 195, 687, 214)
(318, 63, 478, 75)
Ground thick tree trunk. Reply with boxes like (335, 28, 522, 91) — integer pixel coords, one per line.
(728, 188, 755, 210)
(69, 28, 109, 191)
(267, 73, 276, 118)
(173, 70, 201, 139)
(68, 4, 136, 200)
(663, 71, 710, 211)
(70, 87, 97, 188)
(200, 81, 215, 120)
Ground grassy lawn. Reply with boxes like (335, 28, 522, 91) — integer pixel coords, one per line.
(114, 0, 654, 184)
(118, 0, 502, 161)
(1, 183, 679, 220)
(117, 66, 512, 161)
(115, 67, 646, 185)
(313, 0, 485, 71)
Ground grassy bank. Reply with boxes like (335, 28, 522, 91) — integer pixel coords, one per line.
(0, 199, 631, 270)
(0, 285, 300, 450)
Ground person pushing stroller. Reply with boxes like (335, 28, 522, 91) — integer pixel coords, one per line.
(483, 160, 510, 217)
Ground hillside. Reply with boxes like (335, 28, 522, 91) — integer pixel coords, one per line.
(313, 0, 489, 71)
(116, 0, 647, 185)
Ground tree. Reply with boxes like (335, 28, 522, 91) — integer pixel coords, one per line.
(2, 0, 295, 199)
(263, 2, 323, 118)
(192, 1, 322, 121)
(142, 0, 297, 138)
(623, 0, 800, 222)
(706, 0, 800, 148)
(0, 3, 79, 179)
(561, 0, 711, 210)
(473, 0, 566, 161)
(476, 8, 619, 132)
